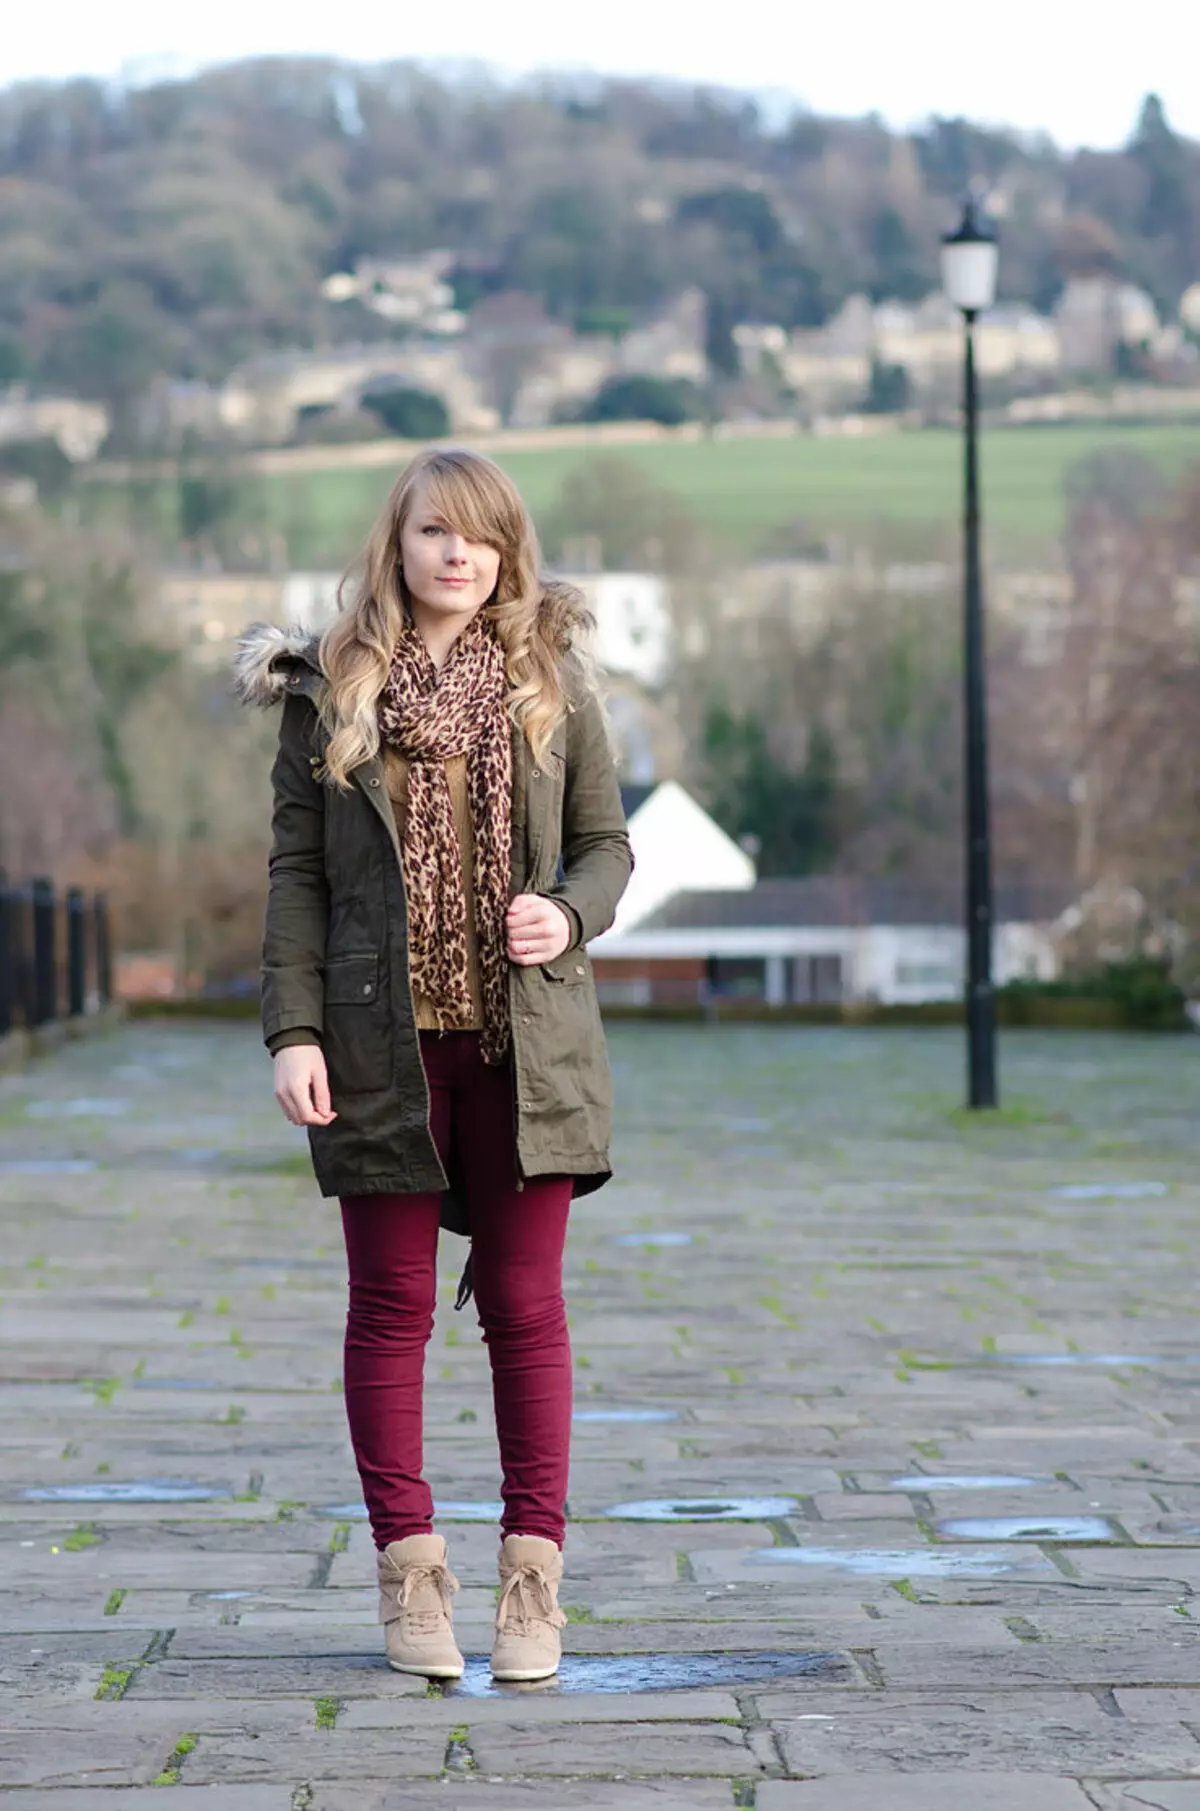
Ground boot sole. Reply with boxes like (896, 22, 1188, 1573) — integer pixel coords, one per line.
(491, 1662, 560, 1682)
(388, 1658, 464, 1679)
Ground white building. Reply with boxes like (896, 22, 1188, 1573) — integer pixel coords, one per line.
(594, 781, 756, 941)
(280, 571, 343, 632)
(1054, 278, 1161, 372)
(591, 875, 1064, 1007)
(321, 251, 465, 336)
(563, 571, 673, 690)
(0, 389, 109, 461)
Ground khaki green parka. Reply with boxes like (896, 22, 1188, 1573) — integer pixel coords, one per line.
(234, 622, 634, 1307)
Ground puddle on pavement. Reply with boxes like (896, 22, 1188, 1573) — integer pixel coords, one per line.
(236, 1257, 342, 1271)
(25, 1099, 130, 1118)
(20, 1479, 232, 1503)
(988, 1353, 1190, 1368)
(746, 1546, 1050, 1578)
(316, 1500, 506, 1521)
(888, 1474, 1041, 1490)
(573, 1409, 679, 1424)
(0, 1159, 98, 1176)
(612, 1232, 693, 1247)
(937, 1515, 1118, 1542)
(604, 1495, 798, 1522)
(1051, 1182, 1167, 1200)
(441, 1648, 845, 1698)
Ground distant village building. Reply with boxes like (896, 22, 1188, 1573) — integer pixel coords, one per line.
(562, 571, 673, 691)
(594, 782, 757, 943)
(615, 288, 709, 387)
(0, 389, 109, 461)
(771, 290, 1060, 409)
(321, 251, 466, 336)
(153, 571, 285, 667)
(591, 873, 1064, 1008)
(1053, 278, 1160, 372)
(134, 378, 225, 450)
(505, 289, 710, 428)
(218, 343, 497, 443)
(507, 340, 614, 430)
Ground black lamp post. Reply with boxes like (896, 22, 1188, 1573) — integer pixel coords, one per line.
(941, 195, 999, 1109)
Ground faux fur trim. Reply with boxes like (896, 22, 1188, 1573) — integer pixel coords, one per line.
(232, 620, 323, 707)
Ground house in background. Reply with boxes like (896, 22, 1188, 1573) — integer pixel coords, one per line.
(598, 782, 757, 945)
(590, 874, 1065, 1009)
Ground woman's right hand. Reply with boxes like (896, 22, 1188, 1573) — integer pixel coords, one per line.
(273, 1045, 338, 1127)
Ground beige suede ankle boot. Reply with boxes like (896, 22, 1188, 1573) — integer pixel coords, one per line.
(377, 1533, 464, 1679)
(491, 1533, 567, 1682)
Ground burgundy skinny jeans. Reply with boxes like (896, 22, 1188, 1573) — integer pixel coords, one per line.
(339, 1029, 574, 1550)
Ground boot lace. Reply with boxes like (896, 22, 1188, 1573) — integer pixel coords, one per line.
(383, 1559, 460, 1634)
(495, 1562, 567, 1634)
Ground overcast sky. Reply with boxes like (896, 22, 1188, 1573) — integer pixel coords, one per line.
(6, 0, 1198, 150)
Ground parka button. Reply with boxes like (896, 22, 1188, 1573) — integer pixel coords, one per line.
(575, 964, 585, 975)
(368, 777, 380, 787)
(531, 769, 540, 779)
(362, 983, 373, 995)
(521, 1014, 531, 1025)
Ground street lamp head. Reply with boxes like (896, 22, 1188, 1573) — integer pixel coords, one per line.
(941, 194, 999, 315)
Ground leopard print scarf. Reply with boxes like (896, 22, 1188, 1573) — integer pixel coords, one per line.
(377, 611, 513, 1065)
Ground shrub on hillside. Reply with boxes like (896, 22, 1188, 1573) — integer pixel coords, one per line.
(362, 387, 450, 440)
(582, 374, 702, 427)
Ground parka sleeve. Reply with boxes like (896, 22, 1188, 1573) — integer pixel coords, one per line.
(539, 689, 634, 952)
(261, 694, 329, 1047)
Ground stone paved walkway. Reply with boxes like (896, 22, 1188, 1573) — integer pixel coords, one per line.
(3, 1019, 1200, 1808)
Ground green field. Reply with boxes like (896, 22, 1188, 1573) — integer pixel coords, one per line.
(93, 419, 1199, 568)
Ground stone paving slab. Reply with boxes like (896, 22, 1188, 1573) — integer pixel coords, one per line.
(1087, 1788, 1200, 1809)
(772, 1704, 1200, 1775)
(310, 1789, 739, 1810)
(6, 1020, 1200, 1802)
(181, 1726, 448, 1783)
(0, 1794, 293, 1811)
(756, 1778, 1095, 1808)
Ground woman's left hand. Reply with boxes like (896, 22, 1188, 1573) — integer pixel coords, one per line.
(506, 893, 572, 966)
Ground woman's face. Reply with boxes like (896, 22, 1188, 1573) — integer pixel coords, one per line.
(399, 483, 502, 626)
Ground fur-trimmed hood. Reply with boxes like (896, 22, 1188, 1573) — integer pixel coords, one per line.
(232, 584, 603, 716)
(232, 621, 324, 708)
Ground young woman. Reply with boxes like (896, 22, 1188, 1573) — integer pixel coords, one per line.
(234, 448, 632, 1683)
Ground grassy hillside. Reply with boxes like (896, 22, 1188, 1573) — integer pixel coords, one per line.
(87, 419, 1200, 568)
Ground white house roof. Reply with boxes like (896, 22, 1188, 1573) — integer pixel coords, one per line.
(597, 780, 756, 940)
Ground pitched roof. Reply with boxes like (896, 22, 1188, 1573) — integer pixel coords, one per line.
(638, 876, 1075, 931)
(619, 783, 657, 820)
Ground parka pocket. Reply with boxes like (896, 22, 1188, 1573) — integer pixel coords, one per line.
(322, 952, 390, 1095)
(521, 952, 605, 1114)
(539, 954, 589, 986)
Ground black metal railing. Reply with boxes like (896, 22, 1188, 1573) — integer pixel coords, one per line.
(0, 874, 112, 1040)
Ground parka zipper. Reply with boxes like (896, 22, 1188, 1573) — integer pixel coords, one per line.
(509, 966, 525, 1193)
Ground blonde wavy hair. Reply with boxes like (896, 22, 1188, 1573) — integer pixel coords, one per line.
(317, 447, 597, 788)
